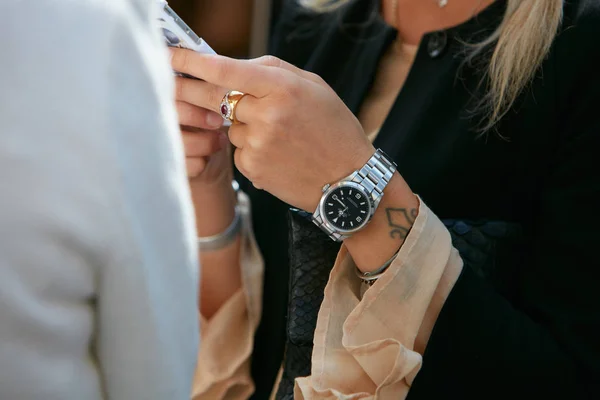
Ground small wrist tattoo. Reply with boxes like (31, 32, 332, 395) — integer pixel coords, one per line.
(385, 207, 417, 240)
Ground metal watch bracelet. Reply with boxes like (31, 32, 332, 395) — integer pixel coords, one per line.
(312, 149, 397, 242)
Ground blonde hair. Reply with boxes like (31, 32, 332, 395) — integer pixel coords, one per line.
(299, 0, 563, 131)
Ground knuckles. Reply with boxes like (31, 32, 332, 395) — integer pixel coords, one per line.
(206, 86, 223, 112)
(182, 131, 222, 156)
(258, 106, 287, 126)
(307, 71, 327, 87)
(257, 93, 297, 126)
(215, 58, 234, 87)
(233, 149, 250, 179)
(255, 55, 283, 68)
(234, 148, 262, 184)
(247, 130, 276, 152)
(241, 151, 259, 178)
(280, 80, 303, 102)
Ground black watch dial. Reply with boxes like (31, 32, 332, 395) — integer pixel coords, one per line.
(323, 185, 371, 231)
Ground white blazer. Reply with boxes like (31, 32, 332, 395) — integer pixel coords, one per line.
(0, 1, 199, 399)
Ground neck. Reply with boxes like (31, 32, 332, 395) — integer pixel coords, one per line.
(382, 0, 496, 45)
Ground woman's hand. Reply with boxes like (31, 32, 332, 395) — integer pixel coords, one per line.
(170, 49, 375, 212)
(175, 99, 230, 185)
(173, 79, 243, 321)
(174, 83, 237, 237)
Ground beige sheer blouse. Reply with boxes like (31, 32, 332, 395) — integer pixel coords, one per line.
(192, 41, 464, 399)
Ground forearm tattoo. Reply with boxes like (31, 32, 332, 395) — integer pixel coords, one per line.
(385, 207, 417, 239)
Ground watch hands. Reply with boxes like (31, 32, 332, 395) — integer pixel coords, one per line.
(332, 195, 347, 208)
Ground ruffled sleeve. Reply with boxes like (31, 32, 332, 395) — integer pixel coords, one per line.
(295, 198, 463, 399)
(191, 192, 264, 400)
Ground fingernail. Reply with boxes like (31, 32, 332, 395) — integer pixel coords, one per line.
(207, 112, 223, 128)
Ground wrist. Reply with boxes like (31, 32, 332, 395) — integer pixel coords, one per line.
(197, 204, 242, 251)
(191, 177, 238, 237)
(308, 143, 376, 213)
(344, 173, 419, 273)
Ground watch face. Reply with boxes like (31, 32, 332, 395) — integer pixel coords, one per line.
(322, 185, 371, 232)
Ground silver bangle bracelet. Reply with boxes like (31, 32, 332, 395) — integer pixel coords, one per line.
(197, 180, 242, 251)
(197, 206, 242, 251)
(355, 250, 400, 286)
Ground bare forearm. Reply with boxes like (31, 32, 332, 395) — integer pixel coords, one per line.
(198, 237, 241, 319)
(192, 179, 242, 319)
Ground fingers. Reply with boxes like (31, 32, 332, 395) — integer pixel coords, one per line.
(170, 48, 280, 98)
(228, 123, 271, 151)
(175, 77, 259, 124)
(227, 123, 247, 149)
(175, 77, 226, 114)
(182, 129, 226, 178)
(233, 148, 262, 190)
(176, 101, 223, 129)
(233, 147, 245, 176)
(181, 130, 224, 157)
(248, 55, 326, 87)
(186, 156, 207, 178)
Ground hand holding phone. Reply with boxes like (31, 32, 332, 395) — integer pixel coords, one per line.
(156, 1, 231, 126)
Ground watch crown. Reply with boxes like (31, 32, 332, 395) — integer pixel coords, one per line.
(322, 184, 330, 193)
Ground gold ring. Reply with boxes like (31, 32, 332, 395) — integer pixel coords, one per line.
(219, 90, 246, 124)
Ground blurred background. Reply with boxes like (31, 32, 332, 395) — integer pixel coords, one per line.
(167, 0, 284, 58)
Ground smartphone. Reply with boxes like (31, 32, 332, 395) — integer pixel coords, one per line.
(156, 0, 216, 55)
(156, 1, 230, 125)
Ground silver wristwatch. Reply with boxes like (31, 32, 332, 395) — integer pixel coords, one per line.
(312, 149, 397, 242)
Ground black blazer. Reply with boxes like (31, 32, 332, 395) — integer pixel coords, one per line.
(239, 0, 600, 398)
